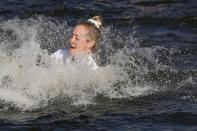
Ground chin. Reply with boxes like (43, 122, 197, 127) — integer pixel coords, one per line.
(69, 49, 78, 55)
(69, 49, 74, 55)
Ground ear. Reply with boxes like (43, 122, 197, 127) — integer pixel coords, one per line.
(88, 40, 96, 49)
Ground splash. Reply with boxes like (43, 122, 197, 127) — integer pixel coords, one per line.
(0, 16, 170, 111)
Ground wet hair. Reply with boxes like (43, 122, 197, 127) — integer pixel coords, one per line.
(77, 16, 103, 53)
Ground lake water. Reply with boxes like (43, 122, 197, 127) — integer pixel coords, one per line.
(0, 0, 197, 130)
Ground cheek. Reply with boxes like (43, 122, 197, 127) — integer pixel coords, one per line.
(79, 40, 88, 48)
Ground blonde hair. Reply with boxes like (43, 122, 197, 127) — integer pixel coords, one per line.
(77, 16, 103, 53)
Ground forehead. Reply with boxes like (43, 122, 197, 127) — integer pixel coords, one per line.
(73, 25, 89, 37)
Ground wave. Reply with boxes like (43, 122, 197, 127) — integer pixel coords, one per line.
(0, 16, 196, 111)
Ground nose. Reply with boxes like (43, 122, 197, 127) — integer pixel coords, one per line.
(70, 35, 74, 43)
(70, 36, 76, 48)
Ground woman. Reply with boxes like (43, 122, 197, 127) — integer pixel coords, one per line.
(51, 16, 102, 70)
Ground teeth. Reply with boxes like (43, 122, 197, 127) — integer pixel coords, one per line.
(70, 46, 75, 49)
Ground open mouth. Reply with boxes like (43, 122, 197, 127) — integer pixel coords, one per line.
(70, 45, 75, 49)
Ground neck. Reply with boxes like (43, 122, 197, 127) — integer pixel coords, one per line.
(69, 50, 92, 56)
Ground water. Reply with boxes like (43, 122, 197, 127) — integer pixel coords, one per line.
(0, 0, 197, 130)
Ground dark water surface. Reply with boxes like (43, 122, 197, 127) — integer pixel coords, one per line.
(0, 0, 197, 130)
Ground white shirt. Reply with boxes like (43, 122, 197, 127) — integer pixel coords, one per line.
(51, 49, 98, 70)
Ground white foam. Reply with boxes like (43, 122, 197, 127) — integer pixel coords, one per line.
(0, 17, 156, 111)
(0, 88, 38, 110)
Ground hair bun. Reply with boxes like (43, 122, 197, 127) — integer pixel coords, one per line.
(88, 16, 102, 29)
(92, 16, 102, 26)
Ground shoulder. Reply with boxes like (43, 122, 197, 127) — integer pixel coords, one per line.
(51, 50, 62, 59)
(51, 49, 69, 58)
(60, 49, 69, 55)
(51, 49, 70, 65)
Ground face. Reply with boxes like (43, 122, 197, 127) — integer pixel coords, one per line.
(69, 25, 93, 55)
